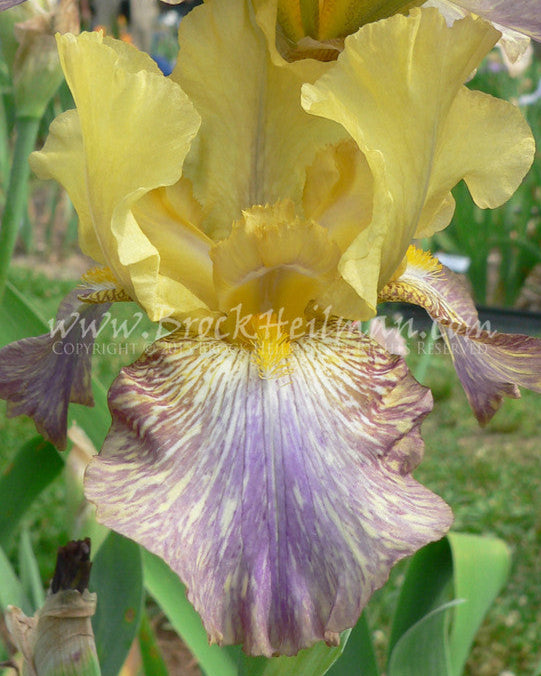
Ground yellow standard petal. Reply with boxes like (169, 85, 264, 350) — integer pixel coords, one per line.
(302, 9, 533, 314)
(32, 31, 206, 321)
(414, 87, 535, 238)
(171, 0, 344, 240)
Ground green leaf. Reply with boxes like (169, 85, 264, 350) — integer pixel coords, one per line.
(90, 532, 144, 676)
(142, 549, 238, 676)
(0, 435, 64, 549)
(387, 534, 511, 676)
(326, 613, 379, 676)
(18, 525, 45, 610)
(232, 630, 351, 676)
(447, 532, 511, 676)
(0, 282, 111, 449)
(138, 610, 169, 676)
(387, 601, 462, 676)
(0, 282, 49, 341)
(0, 544, 31, 615)
(389, 537, 453, 655)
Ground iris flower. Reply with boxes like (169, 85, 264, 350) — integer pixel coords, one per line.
(1, 0, 541, 657)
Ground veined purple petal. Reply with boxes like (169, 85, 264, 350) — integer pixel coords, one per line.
(450, 1, 541, 41)
(0, 0, 26, 9)
(85, 326, 452, 656)
(0, 288, 110, 449)
(380, 246, 541, 424)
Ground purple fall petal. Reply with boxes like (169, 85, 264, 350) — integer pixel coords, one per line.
(0, 289, 110, 449)
(85, 327, 452, 656)
(0, 0, 26, 9)
(451, 0, 541, 41)
(443, 330, 541, 424)
(380, 247, 541, 424)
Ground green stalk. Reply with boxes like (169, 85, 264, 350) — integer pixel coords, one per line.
(414, 329, 436, 384)
(0, 94, 10, 192)
(0, 114, 40, 303)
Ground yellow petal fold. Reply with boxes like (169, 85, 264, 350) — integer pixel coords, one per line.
(32, 31, 206, 321)
(302, 9, 532, 313)
(171, 0, 344, 240)
(30, 109, 104, 264)
(303, 139, 373, 253)
(211, 200, 341, 326)
(275, 0, 423, 41)
(131, 187, 217, 313)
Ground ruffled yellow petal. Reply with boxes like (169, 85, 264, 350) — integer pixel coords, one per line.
(171, 0, 344, 240)
(30, 109, 104, 264)
(414, 87, 535, 238)
(211, 200, 341, 328)
(33, 31, 204, 321)
(302, 9, 532, 314)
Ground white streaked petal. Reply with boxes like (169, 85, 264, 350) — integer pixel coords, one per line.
(85, 326, 452, 656)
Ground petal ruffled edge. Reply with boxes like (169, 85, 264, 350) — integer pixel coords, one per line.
(301, 8, 510, 312)
(33, 31, 204, 321)
(85, 325, 452, 656)
(379, 246, 541, 424)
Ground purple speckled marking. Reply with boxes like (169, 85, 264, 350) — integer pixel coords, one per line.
(383, 261, 541, 425)
(85, 328, 452, 656)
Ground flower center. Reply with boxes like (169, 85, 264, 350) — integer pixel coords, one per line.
(250, 313, 292, 379)
(277, 0, 423, 42)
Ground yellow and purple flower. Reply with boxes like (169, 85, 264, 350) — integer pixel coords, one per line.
(1, 0, 541, 657)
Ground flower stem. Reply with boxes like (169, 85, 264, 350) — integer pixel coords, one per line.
(0, 115, 40, 303)
(0, 95, 10, 190)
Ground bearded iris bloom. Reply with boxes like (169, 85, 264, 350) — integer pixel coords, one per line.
(1, 0, 541, 657)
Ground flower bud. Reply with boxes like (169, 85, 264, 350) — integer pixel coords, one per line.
(6, 539, 101, 676)
(0, 0, 79, 118)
